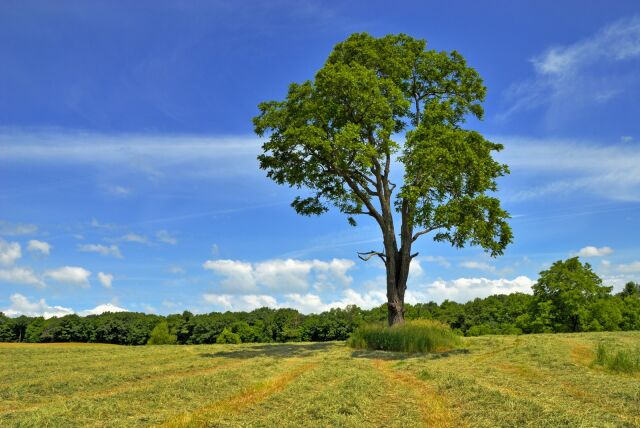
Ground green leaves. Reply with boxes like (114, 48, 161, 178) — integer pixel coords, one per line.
(253, 32, 512, 258)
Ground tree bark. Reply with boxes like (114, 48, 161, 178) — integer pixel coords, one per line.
(382, 219, 412, 326)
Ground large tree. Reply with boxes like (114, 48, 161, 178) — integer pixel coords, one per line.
(254, 33, 512, 325)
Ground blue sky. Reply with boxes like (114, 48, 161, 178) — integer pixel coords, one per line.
(1, 1, 640, 317)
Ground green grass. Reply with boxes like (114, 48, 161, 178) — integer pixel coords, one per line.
(1, 332, 639, 427)
(347, 320, 461, 353)
(595, 341, 640, 373)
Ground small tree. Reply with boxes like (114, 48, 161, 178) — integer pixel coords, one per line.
(533, 257, 612, 332)
(254, 33, 512, 325)
(147, 322, 177, 345)
(216, 328, 241, 344)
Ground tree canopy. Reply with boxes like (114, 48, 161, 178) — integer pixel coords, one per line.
(254, 33, 512, 324)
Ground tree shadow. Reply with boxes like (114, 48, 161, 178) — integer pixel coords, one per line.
(350, 348, 470, 361)
(200, 342, 335, 359)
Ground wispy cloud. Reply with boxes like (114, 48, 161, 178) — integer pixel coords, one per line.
(495, 135, 640, 201)
(0, 129, 261, 179)
(501, 16, 640, 123)
(0, 220, 37, 236)
(78, 243, 123, 258)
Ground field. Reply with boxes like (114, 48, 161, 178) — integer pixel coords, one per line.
(1, 332, 639, 427)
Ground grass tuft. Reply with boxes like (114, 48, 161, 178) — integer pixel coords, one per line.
(347, 320, 461, 354)
(594, 342, 640, 373)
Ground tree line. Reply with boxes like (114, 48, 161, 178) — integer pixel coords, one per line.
(1, 258, 639, 345)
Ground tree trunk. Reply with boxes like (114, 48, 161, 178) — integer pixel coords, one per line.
(385, 244, 412, 326)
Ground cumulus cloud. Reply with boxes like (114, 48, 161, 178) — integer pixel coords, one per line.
(0, 267, 45, 288)
(44, 266, 91, 288)
(203, 258, 355, 294)
(414, 276, 536, 304)
(78, 243, 122, 258)
(202, 288, 386, 314)
(156, 230, 177, 245)
(3, 293, 73, 318)
(0, 220, 38, 236)
(78, 303, 128, 316)
(97, 272, 113, 288)
(572, 246, 614, 257)
(502, 16, 640, 123)
(27, 240, 51, 255)
(0, 239, 21, 266)
(202, 293, 278, 312)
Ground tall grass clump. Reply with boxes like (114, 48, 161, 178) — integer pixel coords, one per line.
(594, 342, 640, 374)
(348, 320, 461, 353)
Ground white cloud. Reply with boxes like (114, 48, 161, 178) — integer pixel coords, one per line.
(211, 244, 220, 256)
(3, 293, 73, 318)
(495, 136, 640, 202)
(0, 267, 45, 288)
(202, 258, 355, 294)
(573, 246, 614, 257)
(168, 265, 185, 274)
(119, 233, 149, 244)
(97, 272, 113, 288)
(203, 260, 257, 293)
(422, 255, 451, 268)
(0, 131, 261, 179)
(0, 220, 38, 236)
(0, 239, 21, 266)
(78, 243, 122, 258)
(202, 288, 386, 314)
(409, 259, 423, 278)
(78, 303, 128, 316)
(459, 261, 496, 273)
(44, 266, 91, 288)
(156, 230, 177, 245)
(621, 136, 634, 143)
(27, 240, 51, 255)
(106, 185, 131, 196)
(2, 294, 127, 318)
(415, 276, 536, 304)
(616, 261, 640, 273)
(202, 293, 278, 312)
(502, 16, 640, 123)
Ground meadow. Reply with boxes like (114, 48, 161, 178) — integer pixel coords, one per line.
(1, 332, 639, 427)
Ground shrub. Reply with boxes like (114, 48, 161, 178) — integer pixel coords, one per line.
(347, 320, 461, 353)
(147, 322, 177, 345)
(216, 328, 241, 344)
(594, 342, 640, 373)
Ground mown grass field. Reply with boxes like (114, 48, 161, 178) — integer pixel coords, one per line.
(1, 332, 639, 427)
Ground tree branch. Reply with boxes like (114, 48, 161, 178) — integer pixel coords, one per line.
(357, 250, 387, 263)
(412, 225, 443, 242)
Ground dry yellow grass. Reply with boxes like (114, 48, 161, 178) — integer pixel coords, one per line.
(1, 331, 639, 427)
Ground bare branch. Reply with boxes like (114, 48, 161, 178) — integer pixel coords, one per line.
(357, 250, 387, 263)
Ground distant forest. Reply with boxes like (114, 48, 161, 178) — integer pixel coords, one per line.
(1, 258, 639, 345)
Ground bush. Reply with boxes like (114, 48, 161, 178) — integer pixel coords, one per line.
(216, 328, 241, 344)
(594, 342, 640, 373)
(347, 320, 461, 353)
(147, 322, 177, 345)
